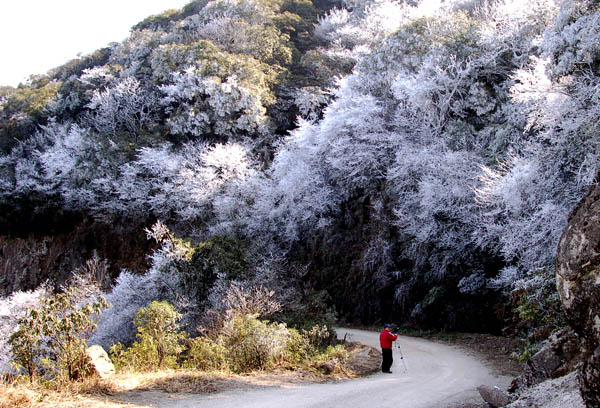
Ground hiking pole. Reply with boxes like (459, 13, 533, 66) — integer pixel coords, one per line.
(396, 339, 408, 373)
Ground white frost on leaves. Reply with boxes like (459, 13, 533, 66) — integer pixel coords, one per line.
(0, 286, 51, 374)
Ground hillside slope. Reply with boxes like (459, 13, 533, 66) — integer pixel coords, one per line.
(1, 0, 599, 350)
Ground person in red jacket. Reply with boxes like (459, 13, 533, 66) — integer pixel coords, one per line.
(380, 324, 398, 373)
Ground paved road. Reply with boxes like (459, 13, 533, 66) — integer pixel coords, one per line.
(117, 328, 511, 408)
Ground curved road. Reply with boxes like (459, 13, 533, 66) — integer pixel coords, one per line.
(119, 328, 512, 408)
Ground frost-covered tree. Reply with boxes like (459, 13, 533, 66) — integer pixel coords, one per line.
(113, 143, 182, 217)
(242, 117, 342, 244)
(172, 141, 256, 221)
(91, 253, 183, 349)
(294, 86, 330, 122)
(389, 146, 483, 273)
(108, 29, 169, 75)
(314, 0, 411, 65)
(161, 69, 270, 140)
(7, 121, 98, 209)
(0, 286, 51, 374)
(181, 0, 294, 66)
(472, 0, 600, 297)
(17, 120, 126, 214)
(85, 77, 160, 140)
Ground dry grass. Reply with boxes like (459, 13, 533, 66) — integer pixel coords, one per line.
(0, 370, 312, 408)
(0, 343, 380, 408)
(0, 376, 122, 408)
(0, 383, 35, 408)
(113, 370, 233, 394)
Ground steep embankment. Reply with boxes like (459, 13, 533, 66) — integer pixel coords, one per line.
(0, 213, 154, 295)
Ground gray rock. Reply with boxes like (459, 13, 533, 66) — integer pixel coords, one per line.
(506, 371, 585, 408)
(477, 385, 512, 407)
(317, 361, 336, 375)
(555, 175, 600, 408)
(512, 329, 582, 391)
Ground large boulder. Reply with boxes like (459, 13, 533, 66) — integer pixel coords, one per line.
(555, 177, 600, 408)
(86, 345, 115, 379)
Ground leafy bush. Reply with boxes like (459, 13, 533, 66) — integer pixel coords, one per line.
(284, 328, 313, 364)
(182, 337, 227, 371)
(312, 344, 348, 365)
(110, 301, 185, 372)
(512, 271, 565, 341)
(222, 314, 289, 372)
(110, 334, 182, 372)
(283, 325, 334, 365)
(8, 307, 45, 381)
(0, 286, 51, 376)
(135, 301, 185, 367)
(8, 284, 107, 381)
(302, 324, 334, 350)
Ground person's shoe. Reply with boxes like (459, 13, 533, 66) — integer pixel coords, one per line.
(383, 371, 392, 374)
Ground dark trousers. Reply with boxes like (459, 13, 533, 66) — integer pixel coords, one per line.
(381, 348, 393, 372)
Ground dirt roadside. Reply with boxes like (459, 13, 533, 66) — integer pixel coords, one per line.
(1, 332, 520, 408)
(0, 341, 380, 408)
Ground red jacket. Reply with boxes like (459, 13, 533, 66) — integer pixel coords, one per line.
(380, 329, 398, 349)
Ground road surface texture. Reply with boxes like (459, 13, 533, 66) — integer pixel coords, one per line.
(118, 328, 512, 408)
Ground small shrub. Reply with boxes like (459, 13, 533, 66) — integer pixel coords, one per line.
(134, 301, 185, 368)
(512, 342, 540, 364)
(8, 308, 44, 381)
(182, 337, 227, 371)
(302, 324, 334, 350)
(223, 314, 289, 373)
(8, 284, 107, 382)
(109, 301, 185, 372)
(0, 285, 51, 376)
(110, 336, 180, 372)
(309, 344, 350, 375)
(284, 328, 313, 365)
(284, 325, 336, 365)
(506, 271, 566, 353)
(313, 344, 349, 364)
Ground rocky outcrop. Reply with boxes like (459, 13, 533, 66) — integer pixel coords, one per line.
(506, 371, 585, 408)
(555, 178, 600, 408)
(510, 329, 582, 391)
(0, 214, 155, 295)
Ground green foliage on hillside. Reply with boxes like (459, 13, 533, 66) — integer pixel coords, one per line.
(110, 299, 344, 375)
(8, 282, 108, 381)
(0, 79, 61, 153)
(110, 301, 185, 370)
